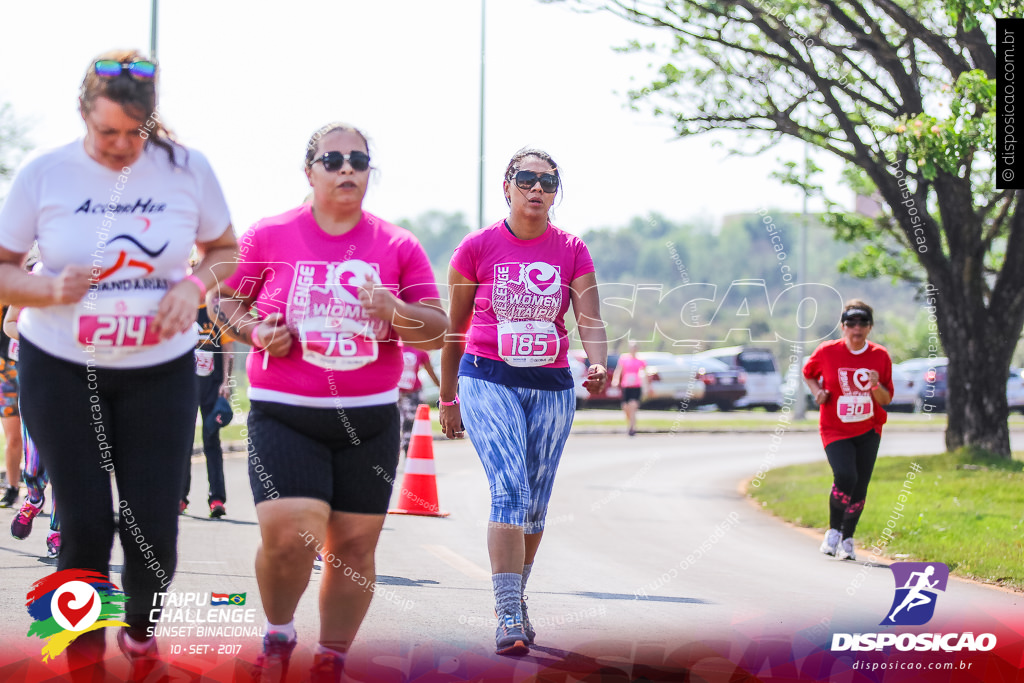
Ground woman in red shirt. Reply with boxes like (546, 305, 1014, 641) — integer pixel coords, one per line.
(803, 300, 893, 561)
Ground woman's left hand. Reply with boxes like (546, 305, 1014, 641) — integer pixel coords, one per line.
(583, 364, 608, 395)
(868, 370, 880, 387)
(153, 279, 201, 340)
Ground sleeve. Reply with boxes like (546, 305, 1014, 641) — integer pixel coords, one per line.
(803, 344, 824, 381)
(449, 234, 477, 282)
(879, 348, 894, 394)
(571, 236, 596, 281)
(188, 149, 232, 243)
(398, 237, 440, 304)
(0, 163, 41, 254)
(222, 223, 264, 298)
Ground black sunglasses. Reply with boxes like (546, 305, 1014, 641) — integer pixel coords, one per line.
(311, 150, 371, 172)
(513, 170, 559, 193)
(844, 318, 872, 328)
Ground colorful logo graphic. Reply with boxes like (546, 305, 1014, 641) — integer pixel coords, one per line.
(211, 592, 246, 606)
(26, 570, 128, 661)
(882, 562, 949, 626)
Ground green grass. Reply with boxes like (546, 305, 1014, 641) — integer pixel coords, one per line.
(749, 447, 1024, 590)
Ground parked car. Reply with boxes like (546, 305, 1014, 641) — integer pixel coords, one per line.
(886, 366, 919, 412)
(692, 356, 747, 411)
(571, 351, 622, 407)
(696, 346, 783, 411)
(915, 359, 949, 413)
(1007, 368, 1024, 414)
(636, 352, 706, 409)
(568, 353, 590, 408)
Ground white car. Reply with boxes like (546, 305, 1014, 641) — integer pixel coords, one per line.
(636, 352, 706, 409)
(1007, 368, 1024, 413)
(887, 366, 918, 412)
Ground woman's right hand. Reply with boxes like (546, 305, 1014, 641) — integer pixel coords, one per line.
(50, 265, 94, 304)
(439, 403, 465, 439)
(253, 312, 293, 357)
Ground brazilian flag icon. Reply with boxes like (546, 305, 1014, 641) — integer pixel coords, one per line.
(228, 593, 246, 606)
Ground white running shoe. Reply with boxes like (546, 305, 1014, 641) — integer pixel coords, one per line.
(837, 537, 856, 561)
(819, 529, 841, 556)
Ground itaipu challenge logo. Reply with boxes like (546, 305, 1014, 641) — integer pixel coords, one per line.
(882, 562, 949, 626)
(26, 570, 128, 661)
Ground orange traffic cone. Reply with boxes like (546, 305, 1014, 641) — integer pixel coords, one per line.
(389, 404, 449, 517)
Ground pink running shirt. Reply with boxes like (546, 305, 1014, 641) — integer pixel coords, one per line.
(617, 354, 647, 388)
(398, 346, 431, 392)
(224, 205, 439, 407)
(450, 220, 594, 368)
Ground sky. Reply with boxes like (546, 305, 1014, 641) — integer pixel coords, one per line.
(0, 0, 846, 237)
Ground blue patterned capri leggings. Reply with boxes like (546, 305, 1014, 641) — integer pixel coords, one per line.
(459, 376, 575, 534)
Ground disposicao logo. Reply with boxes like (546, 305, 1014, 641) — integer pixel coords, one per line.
(883, 562, 948, 626)
(26, 570, 128, 661)
(831, 562, 996, 653)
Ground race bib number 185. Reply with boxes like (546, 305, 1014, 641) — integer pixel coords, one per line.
(497, 320, 559, 367)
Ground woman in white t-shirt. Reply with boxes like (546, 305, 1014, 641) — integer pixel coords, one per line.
(0, 49, 237, 675)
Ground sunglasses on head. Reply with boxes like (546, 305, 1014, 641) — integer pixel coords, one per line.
(94, 60, 157, 81)
(844, 318, 871, 328)
(311, 150, 371, 172)
(513, 170, 559, 193)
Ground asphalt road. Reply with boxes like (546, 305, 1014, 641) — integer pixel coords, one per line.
(0, 427, 1020, 681)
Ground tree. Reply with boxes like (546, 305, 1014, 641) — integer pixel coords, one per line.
(543, 0, 1023, 457)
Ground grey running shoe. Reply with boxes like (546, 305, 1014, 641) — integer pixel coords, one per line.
(521, 597, 536, 644)
(495, 610, 529, 656)
(837, 537, 856, 561)
(252, 632, 297, 682)
(819, 528, 841, 556)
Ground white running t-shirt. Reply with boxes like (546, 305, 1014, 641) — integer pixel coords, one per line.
(0, 140, 231, 368)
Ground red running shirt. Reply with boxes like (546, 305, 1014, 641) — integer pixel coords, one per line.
(803, 339, 894, 447)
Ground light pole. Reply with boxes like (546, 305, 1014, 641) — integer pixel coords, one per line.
(149, 0, 159, 60)
(793, 133, 810, 420)
(477, 0, 486, 231)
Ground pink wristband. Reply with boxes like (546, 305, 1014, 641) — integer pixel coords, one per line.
(184, 275, 207, 300)
(250, 325, 262, 349)
(439, 396, 459, 406)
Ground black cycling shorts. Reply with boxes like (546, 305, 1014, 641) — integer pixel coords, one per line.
(247, 400, 400, 514)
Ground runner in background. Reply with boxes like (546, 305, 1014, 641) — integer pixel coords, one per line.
(0, 49, 237, 677)
(612, 341, 648, 436)
(439, 147, 608, 656)
(211, 122, 446, 683)
(397, 343, 439, 459)
(0, 303, 22, 508)
(4, 303, 61, 558)
(182, 300, 233, 518)
(804, 300, 893, 562)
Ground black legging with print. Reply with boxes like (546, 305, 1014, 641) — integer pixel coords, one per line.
(18, 336, 197, 649)
(824, 428, 881, 538)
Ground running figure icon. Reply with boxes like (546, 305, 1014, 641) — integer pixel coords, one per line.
(882, 562, 949, 626)
(887, 565, 939, 623)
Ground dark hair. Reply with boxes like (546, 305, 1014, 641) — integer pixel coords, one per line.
(503, 147, 561, 208)
(79, 49, 180, 166)
(841, 299, 874, 323)
(305, 122, 370, 168)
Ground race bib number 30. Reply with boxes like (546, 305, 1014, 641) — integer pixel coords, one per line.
(497, 320, 559, 367)
(837, 395, 874, 423)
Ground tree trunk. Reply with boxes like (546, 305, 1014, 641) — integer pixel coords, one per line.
(942, 311, 1013, 457)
